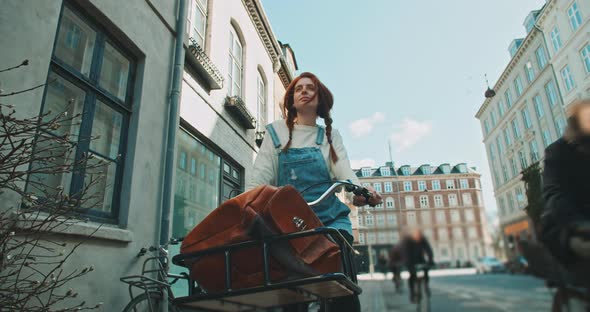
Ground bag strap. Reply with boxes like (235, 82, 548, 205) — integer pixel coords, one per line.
(265, 124, 282, 149)
(316, 126, 325, 145)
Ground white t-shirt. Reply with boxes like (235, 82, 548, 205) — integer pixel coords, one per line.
(246, 119, 360, 193)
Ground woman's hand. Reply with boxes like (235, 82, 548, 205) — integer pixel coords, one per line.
(352, 186, 383, 207)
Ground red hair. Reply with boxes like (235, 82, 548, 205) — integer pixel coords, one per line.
(282, 72, 339, 163)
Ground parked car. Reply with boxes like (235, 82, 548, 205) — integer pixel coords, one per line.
(505, 255, 529, 274)
(475, 256, 506, 274)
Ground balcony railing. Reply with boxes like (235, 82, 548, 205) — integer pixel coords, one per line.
(186, 38, 224, 90)
(224, 96, 256, 129)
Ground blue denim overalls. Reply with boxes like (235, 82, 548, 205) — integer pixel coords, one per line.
(265, 124, 352, 235)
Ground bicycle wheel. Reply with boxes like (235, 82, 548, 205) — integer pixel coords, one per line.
(122, 291, 178, 312)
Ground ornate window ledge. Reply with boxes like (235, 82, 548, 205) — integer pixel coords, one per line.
(186, 38, 224, 90)
(224, 96, 256, 129)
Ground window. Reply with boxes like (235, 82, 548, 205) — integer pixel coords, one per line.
(387, 214, 397, 225)
(375, 202, 384, 210)
(484, 119, 490, 135)
(468, 227, 477, 239)
(423, 229, 433, 242)
(503, 128, 512, 146)
(378, 232, 387, 243)
(453, 228, 463, 240)
(561, 65, 576, 92)
(438, 228, 449, 241)
(373, 183, 382, 193)
(256, 71, 267, 130)
(511, 118, 521, 139)
(499, 197, 507, 217)
(510, 158, 518, 177)
(32, 6, 136, 221)
(361, 168, 371, 177)
(545, 81, 558, 107)
(434, 195, 443, 207)
(525, 62, 535, 83)
(448, 194, 458, 207)
(422, 166, 431, 175)
(376, 214, 385, 226)
(496, 136, 504, 154)
(358, 233, 365, 244)
(357, 215, 363, 226)
(436, 211, 446, 224)
(386, 197, 395, 209)
(174, 130, 227, 236)
(401, 167, 411, 176)
(384, 182, 393, 193)
(451, 210, 461, 223)
(489, 143, 496, 161)
(542, 129, 552, 147)
(228, 26, 243, 97)
(504, 90, 513, 108)
(475, 180, 481, 189)
(533, 95, 545, 118)
(432, 180, 441, 190)
(462, 193, 472, 206)
(441, 164, 451, 174)
(362, 182, 371, 188)
(419, 195, 429, 208)
(403, 181, 413, 192)
(514, 76, 524, 97)
(521, 107, 533, 129)
(367, 232, 376, 244)
(556, 117, 566, 136)
(380, 167, 391, 176)
(465, 209, 475, 222)
(187, 0, 208, 47)
(582, 44, 590, 73)
(491, 108, 498, 126)
(365, 214, 374, 226)
(407, 212, 416, 225)
(568, 1, 583, 31)
(459, 179, 469, 189)
(508, 192, 516, 213)
(418, 181, 427, 191)
(390, 231, 400, 243)
(498, 101, 505, 118)
(519, 150, 528, 170)
(405, 196, 414, 209)
(445, 180, 455, 190)
(515, 186, 525, 207)
(550, 27, 562, 52)
(536, 46, 547, 69)
(421, 211, 431, 224)
(530, 140, 540, 162)
(502, 164, 509, 182)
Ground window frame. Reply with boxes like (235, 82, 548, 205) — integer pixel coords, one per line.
(228, 25, 244, 98)
(568, 1, 583, 31)
(581, 43, 590, 74)
(561, 65, 576, 92)
(550, 26, 562, 52)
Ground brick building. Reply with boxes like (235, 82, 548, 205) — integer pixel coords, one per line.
(348, 162, 493, 271)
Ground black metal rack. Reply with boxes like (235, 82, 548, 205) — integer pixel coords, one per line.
(171, 227, 361, 311)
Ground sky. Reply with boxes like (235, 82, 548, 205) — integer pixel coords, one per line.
(261, 0, 546, 222)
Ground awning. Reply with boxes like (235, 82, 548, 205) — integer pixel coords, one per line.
(503, 219, 530, 235)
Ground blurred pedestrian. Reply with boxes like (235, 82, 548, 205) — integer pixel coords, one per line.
(378, 254, 388, 277)
(401, 228, 434, 303)
(540, 99, 590, 286)
(388, 244, 404, 292)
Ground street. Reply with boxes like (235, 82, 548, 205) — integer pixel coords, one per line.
(358, 270, 553, 311)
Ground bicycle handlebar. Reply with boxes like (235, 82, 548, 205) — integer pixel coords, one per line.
(307, 180, 373, 208)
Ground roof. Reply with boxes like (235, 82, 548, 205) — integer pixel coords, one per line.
(354, 163, 479, 178)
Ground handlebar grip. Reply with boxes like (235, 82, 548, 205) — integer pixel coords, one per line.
(346, 185, 374, 206)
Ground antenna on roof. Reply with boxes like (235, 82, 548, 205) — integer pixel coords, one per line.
(484, 74, 496, 98)
(388, 139, 394, 168)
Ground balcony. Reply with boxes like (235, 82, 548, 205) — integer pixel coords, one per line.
(186, 38, 224, 90)
(224, 96, 256, 129)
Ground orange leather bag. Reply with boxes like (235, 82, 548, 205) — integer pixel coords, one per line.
(180, 184, 342, 293)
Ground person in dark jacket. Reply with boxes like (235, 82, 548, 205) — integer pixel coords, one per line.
(402, 228, 434, 302)
(540, 99, 590, 285)
(388, 244, 404, 292)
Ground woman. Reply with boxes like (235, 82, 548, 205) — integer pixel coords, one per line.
(541, 99, 590, 284)
(247, 72, 382, 311)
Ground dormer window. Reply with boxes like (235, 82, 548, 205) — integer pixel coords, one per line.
(421, 166, 431, 175)
(458, 164, 468, 173)
(380, 167, 391, 176)
(441, 164, 451, 174)
(361, 168, 371, 177)
(401, 166, 411, 176)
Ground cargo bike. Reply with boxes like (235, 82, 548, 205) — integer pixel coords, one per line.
(120, 180, 371, 311)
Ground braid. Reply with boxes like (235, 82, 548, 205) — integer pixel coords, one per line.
(323, 110, 339, 163)
(282, 107, 296, 154)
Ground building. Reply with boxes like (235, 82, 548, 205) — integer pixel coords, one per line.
(0, 0, 296, 309)
(348, 162, 493, 272)
(475, 0, 589, 258)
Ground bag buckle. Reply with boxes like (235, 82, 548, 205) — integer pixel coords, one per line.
(292, 217, 307, 231)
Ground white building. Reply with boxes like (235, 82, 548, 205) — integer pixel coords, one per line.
(475, 0, 590, 258)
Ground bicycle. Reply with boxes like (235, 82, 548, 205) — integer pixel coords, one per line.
(411, 264, 431, 312)
(120, 238, 191, 312)
(120, 180, 370, 312)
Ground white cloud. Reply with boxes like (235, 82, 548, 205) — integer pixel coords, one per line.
(390, 118, 433, 152)
(349, 112, 385, 138)
(350, 158, 376, 169)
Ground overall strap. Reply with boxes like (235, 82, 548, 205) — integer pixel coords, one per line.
(316, 126, 325, 145)
(265, 124, 282, 149)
